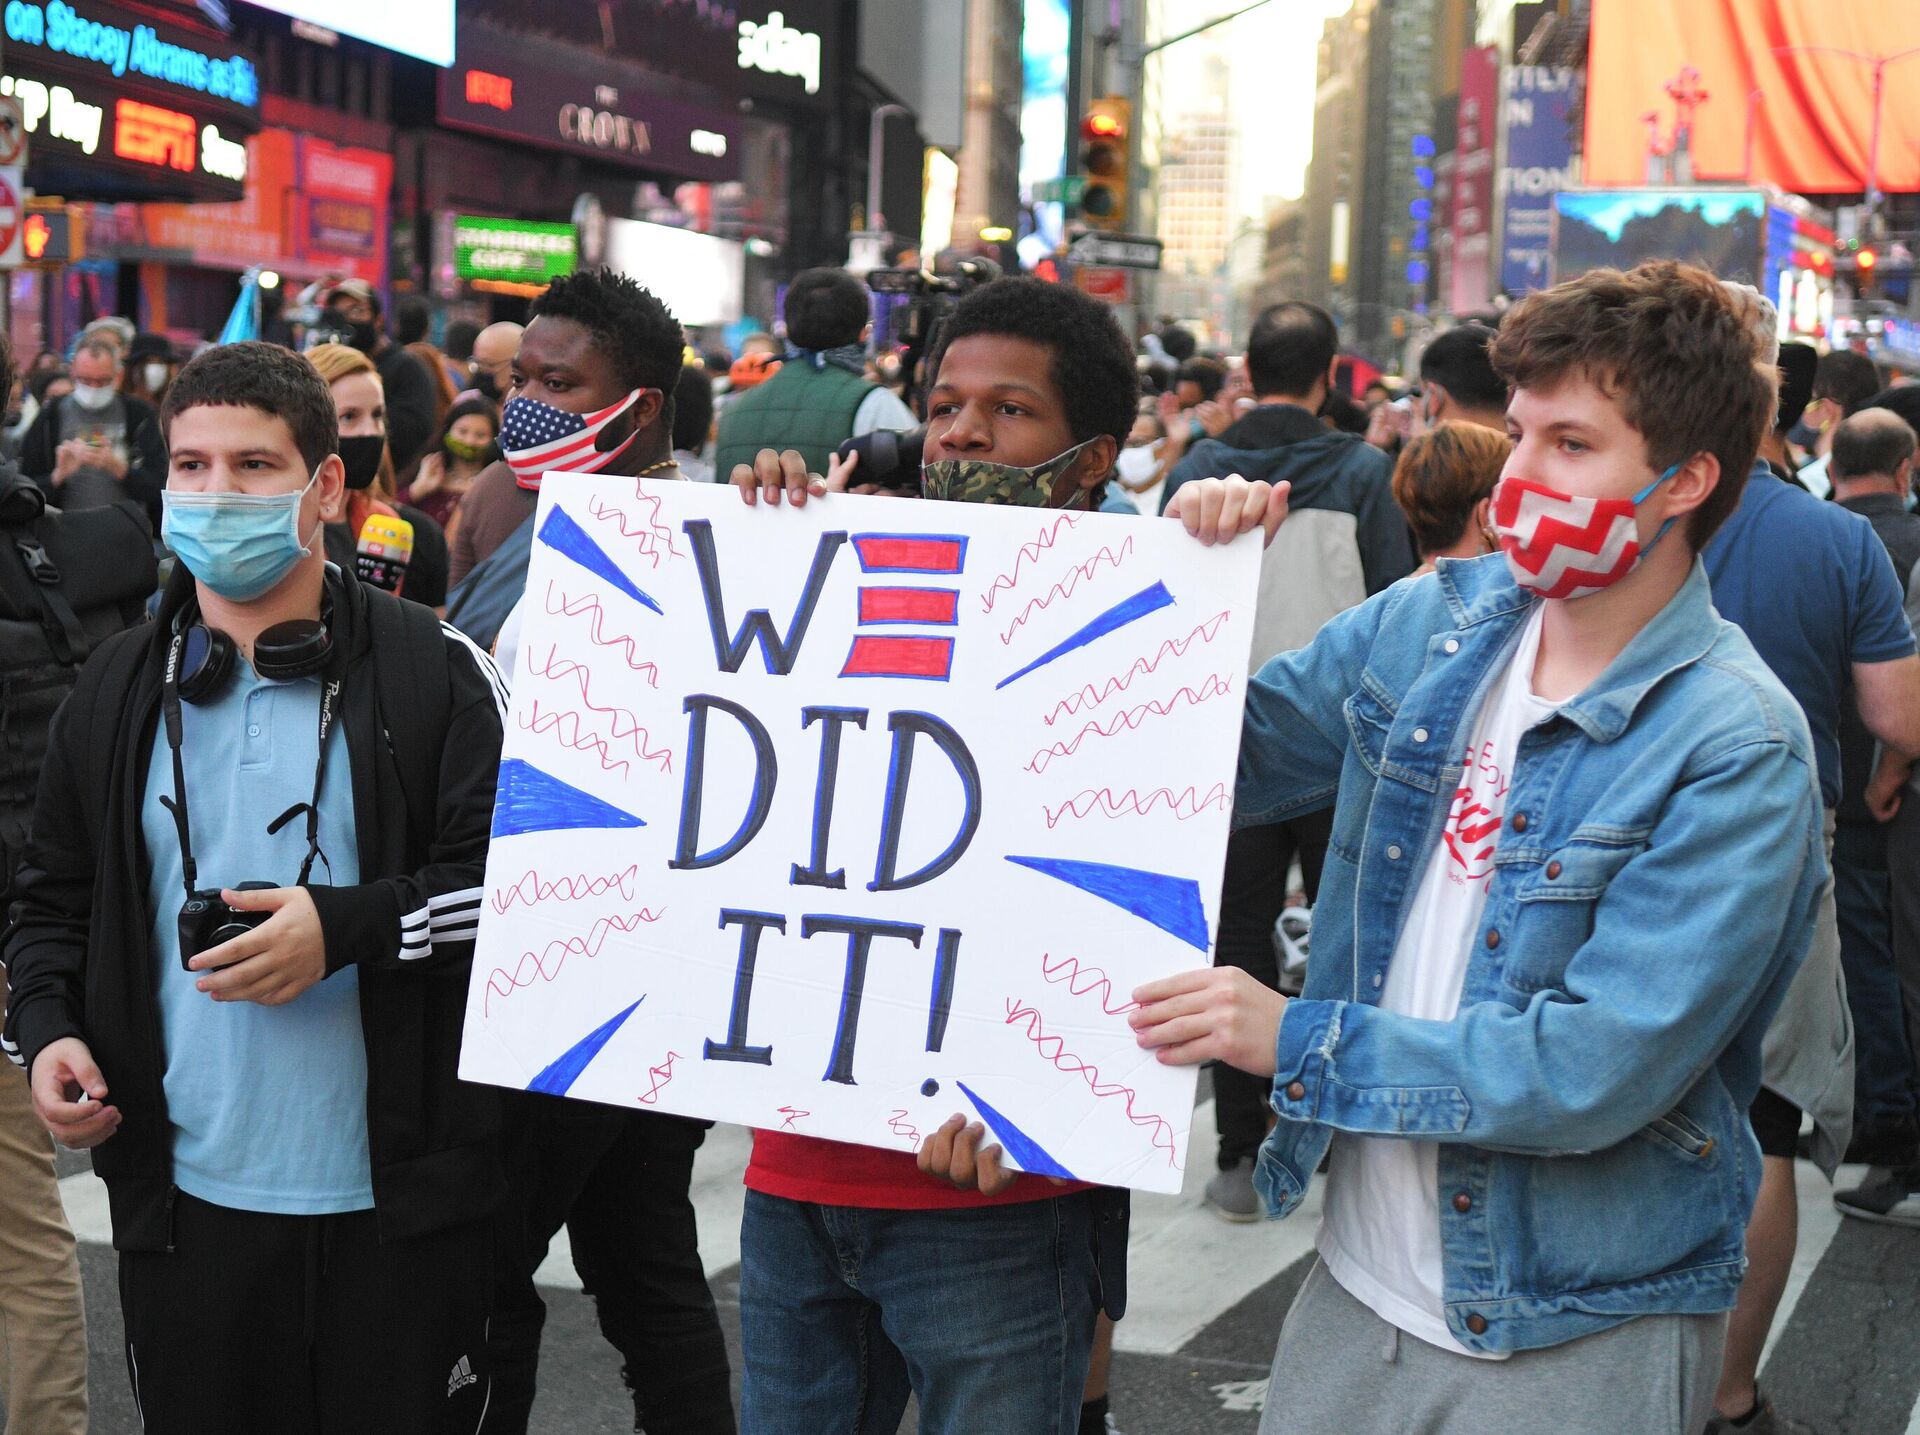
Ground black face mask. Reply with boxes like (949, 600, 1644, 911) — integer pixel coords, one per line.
(471, 368, 500, 402)
(345, 320, 379, 354)
(337, 435, 387, 491)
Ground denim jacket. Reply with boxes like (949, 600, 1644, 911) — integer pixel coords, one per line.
(1238, 553, 1826, 1355)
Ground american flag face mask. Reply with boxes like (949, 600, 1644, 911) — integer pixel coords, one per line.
(1491, 463, 1681, 601)
(500, 389, 645, 489)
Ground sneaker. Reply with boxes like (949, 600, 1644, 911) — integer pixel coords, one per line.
(1833, 1163, 1920, 1227)
(1205, 1158, 1262, 1223)
(1702, 1388, 1816, 1434)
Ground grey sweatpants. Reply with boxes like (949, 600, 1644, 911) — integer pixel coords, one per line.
(1259, 1261, 1727, 1435)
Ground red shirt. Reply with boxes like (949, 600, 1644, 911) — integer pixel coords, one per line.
(747, 1131, 1092, 1210)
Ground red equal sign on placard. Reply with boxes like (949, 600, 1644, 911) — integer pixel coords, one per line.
(850, 534, 968, 574)
(858, 587, 960, 625)
(842, 533, 969, 681)
(841, 635, 955, 680)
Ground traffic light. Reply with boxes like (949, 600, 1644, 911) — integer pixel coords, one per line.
(1080, 97, 1131, 232)
(1856, 245, 1878, 294)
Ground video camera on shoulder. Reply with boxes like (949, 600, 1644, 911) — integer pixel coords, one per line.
(177, 880, 275, 969)
(865, 255, 1002, 300)
(866, 257, 1002, 412)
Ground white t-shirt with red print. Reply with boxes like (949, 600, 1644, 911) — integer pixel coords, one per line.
(1317, 603, 1558, 1357)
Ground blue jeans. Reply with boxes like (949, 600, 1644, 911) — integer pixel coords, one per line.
(1835, 819, 1919, 1132)
(738, 1188, 1114, 1435)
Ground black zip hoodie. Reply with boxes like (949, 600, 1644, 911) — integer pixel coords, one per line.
(4, 567, 506, 1250)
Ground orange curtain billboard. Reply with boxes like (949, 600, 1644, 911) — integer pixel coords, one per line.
(1586, 0, 1920, 193)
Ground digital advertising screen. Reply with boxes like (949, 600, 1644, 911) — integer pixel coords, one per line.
(244, 1, 455, 67)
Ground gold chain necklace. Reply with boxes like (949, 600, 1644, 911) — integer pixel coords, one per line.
(636, 457, 679, 476)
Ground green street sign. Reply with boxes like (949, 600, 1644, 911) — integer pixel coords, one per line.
(453, 216, 577, 284)
(1033, 175, 1086, 206)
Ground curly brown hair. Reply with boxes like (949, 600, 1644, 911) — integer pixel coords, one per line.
(1392, 421, 1511, 559)
(1488, 261, 1776, 550)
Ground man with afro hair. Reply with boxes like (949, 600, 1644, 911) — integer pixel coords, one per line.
(728, 277, 1248, 1434)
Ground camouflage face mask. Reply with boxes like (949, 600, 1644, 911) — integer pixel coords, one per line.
(921, 438, 1098, 506)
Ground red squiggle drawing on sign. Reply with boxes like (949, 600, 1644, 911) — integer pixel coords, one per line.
(1004, 998, 1180, 1167)
(1042, 612, 1232, 725)
(777, 1105, 810, 1130)
(484, 909, 664, 1014)
(543, 583, 660, 684)
(524, 645, 674, 772)
(998, 537, 1136, 646)
(1025, 676, 1234, 774)
(979, 513, 1082, 614)
(1041, 783, 1231, 829)
(519, 703, 633, 778)
(492, 864, 643, 913)
(636, 1051, 683, 1104)
(886, 1110, 923, 1151)
(586, 479, 683, 568)
(1040, 952, 1142, 1015)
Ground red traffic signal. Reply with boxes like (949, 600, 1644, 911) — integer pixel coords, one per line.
(1079, 97, 1131, 231)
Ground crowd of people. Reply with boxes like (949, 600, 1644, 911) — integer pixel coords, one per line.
(0, 251, 1915, 1435)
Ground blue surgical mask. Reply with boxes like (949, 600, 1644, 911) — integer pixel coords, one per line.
(162, 469, 322, 601)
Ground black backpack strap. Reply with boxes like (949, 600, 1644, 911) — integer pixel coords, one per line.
(365, 592, 454, 849)
(0, 523, 91, 665)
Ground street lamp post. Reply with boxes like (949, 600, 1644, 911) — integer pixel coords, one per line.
(866, 103, 911, 237)
(1768, 43, 1920, 228)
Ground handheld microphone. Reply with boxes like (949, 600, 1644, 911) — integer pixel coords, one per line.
(355, 512, 414, 594)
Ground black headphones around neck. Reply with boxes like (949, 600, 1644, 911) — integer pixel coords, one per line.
(173, 607, 334, 703)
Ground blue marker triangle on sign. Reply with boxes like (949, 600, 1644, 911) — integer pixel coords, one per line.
(1004, 855, 1210, 951)
(526, 997, 645, 1096)
(539, 505, 664, 614)
(957, 1081, 1078, 1180)
(491, 759, 646, 839)
(996, 580, 1174, 689)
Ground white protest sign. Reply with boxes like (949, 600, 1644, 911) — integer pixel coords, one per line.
(459, 478, 1261, 1193)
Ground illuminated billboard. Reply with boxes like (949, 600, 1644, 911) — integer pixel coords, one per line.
(244, 2, 455, 67)
(1552, 189, 1765, 281)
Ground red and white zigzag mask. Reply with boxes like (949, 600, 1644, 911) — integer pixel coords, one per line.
(1491, 466, 1679, 601)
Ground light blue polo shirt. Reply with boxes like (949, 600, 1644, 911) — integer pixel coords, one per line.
(142, 660, 373, 1214)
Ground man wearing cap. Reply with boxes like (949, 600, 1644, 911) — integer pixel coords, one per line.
(321, 279, 437, 472)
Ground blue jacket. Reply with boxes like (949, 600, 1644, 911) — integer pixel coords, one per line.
(1237, 552, 1825, 1354)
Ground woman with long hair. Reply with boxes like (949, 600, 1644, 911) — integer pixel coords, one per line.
(305, 342, 452, 607)
(404, 396, 499, 532)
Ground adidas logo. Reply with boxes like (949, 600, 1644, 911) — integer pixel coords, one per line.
(447, 1355, 477, 1397)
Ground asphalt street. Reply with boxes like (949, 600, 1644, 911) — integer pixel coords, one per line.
(36, 1094, 1920, 1435)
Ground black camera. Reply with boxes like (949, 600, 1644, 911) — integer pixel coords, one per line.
(178, 881, 276, 969)
(865, 256, 1002, 299)
(835, 423, 928, 494)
